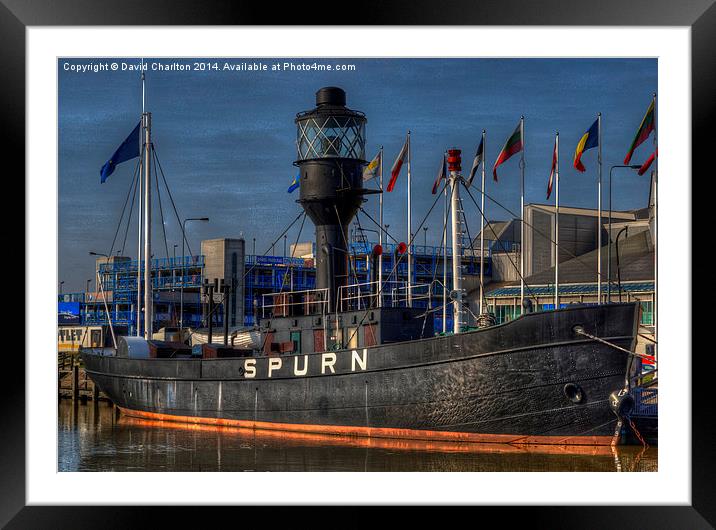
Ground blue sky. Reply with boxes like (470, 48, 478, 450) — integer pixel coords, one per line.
(59, 58, 657, 291)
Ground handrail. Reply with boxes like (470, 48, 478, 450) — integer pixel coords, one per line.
(261, 288, 330, 318)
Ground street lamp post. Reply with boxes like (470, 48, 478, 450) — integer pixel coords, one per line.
(608, 165, 641, 302)
(284, 235, 287, 258)
(59, 281, 64, 295)
(180, 217, 209, 333)
(423, 226, 428, 248)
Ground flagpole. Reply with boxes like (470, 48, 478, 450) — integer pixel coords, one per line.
(378, 146, 384, 308)
(652, 93, 658, 367)
(407, 131, 412, 307)
(443, 152, 448, 333)
(519, 116, 525, 309)
(479, 129, 486, 315)
(597, 113, 602, 305)
(555, 132, 560, 308)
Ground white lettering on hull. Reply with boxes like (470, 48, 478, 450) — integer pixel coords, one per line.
(321, 353, 337, 374)
(351, 349, 367, 371)
(268, 358, 283, 377)
(244, 359, 256, 378)
(294, 355, 308, 376)
(242, 348, 369, 379)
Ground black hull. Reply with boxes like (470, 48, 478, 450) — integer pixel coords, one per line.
(81, 303, 639, 444)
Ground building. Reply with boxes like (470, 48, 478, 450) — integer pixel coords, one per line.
(59, 236, 492, 339)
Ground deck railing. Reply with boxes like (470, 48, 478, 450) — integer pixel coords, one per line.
(261, 288, 330, 318)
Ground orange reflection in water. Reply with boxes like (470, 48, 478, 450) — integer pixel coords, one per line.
(118, 414, 614, 457)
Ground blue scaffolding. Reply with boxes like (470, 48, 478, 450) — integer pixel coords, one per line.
(60, 244, 491, 334)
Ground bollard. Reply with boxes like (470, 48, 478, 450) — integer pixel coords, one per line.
(92, 381, 99, 402)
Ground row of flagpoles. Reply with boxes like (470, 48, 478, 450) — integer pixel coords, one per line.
(285, 96, 657, 317)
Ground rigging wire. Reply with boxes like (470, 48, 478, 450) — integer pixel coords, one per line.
(469, 181, 619, 287)
(277, 211, 308, 294)
(105, 157, 141, 258)
(344, 181, 448, 348)
(461, 182, 540, 301)
(420, 181, 454, 337)
(152, 147, 170, 260)
(120, 170, 140, 256)
(152, 144, 195, 258)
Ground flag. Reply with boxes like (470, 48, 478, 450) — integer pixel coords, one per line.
(467, 135, 484, 187)
(431, 155, 446, 195)
(493, 122, 522, 181)
(638, 148, 658, 176)
(547, 136, 557, 200)
(100, 121, 141, 183)
(624, 99, 655, 164)
(573, 118, 599, 172)
(363, 151, 381, 182)
(287, 174, 300, 193)
(387, 135, 409, 192)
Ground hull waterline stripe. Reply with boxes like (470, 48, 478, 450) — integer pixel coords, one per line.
(117, 407, 614, 446)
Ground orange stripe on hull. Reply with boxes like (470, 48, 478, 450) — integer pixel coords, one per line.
(117, 407, 614, 447)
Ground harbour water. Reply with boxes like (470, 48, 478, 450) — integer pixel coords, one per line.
(58, 400, 657, 472)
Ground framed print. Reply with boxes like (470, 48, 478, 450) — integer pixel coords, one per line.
(5, 0, 712, 525)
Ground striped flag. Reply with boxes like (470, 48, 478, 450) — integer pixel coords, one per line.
(387, 135, 409, 192)
(493, 122, 522, 181)
(431, 155, 446, 194)
(363, 151, 381, 182)
(573, 118, 599, 172)
(624, 99, 655, 164)
(547, 135, 557, 199)
(638, 148, 657, 176)
(467, 135, 484, 187)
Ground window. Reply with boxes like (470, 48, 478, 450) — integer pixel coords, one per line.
(640, 301, 654, 325)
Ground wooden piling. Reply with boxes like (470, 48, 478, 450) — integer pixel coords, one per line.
(71, 362, 79, 401)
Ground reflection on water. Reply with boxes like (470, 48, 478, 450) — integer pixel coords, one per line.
(58, 400, 657, 472)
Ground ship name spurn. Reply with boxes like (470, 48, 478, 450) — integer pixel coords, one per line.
(242, 349, 368, 379)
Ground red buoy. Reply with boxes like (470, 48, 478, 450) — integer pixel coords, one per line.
(372, 244, 383, 256)
(397, 242, 407, 255)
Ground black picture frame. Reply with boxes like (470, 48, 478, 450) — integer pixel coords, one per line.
(5, 0, 710, 526)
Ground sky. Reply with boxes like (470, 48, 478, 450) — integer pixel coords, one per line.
(58, 57, 657, 292)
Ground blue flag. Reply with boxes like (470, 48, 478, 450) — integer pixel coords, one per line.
(100, 121, 141, 183)
(287, 174, 300, 193)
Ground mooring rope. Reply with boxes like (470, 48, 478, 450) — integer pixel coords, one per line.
(573, 327, 654, 361)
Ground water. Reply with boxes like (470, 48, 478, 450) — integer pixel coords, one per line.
(58, 400, 657, 472)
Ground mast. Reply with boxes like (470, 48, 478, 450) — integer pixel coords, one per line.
(143, 111, 153, 339)
(406, 131, 412, 307)
(442, 155, 448, 334)
(652, 93, 658, 367)
(448, 149, 463, 334)
(378, 146, 383, 308)
(597, 113, 602, 305)
(479, 129, 486, 315)
(519, 116, 525, 308)
(136, 65, 145, 337)
(555, 132, 560, 308)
